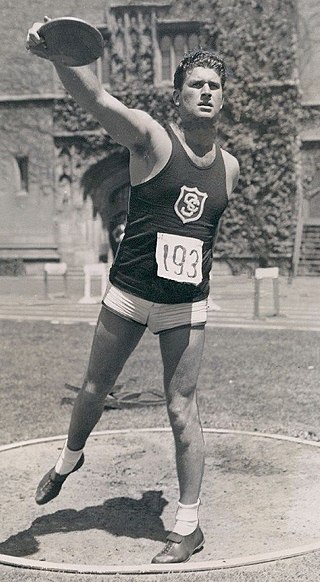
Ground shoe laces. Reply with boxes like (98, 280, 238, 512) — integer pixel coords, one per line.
(160, 541, 175, 555)
(43, 476, 55, 490)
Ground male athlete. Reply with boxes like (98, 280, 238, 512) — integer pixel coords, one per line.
(26, 19, 239, 564)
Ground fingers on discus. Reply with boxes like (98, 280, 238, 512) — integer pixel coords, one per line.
(26, 17, 50, 50)
(26, 26, 47, 49)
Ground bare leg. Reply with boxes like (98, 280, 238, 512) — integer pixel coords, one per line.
(36, 306, 146, 505)
(67, 306, 146, 450)
(159, 325, 205, 505)
(151, 325, 206, 563)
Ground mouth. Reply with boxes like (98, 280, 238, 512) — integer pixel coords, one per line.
(198, 102, 213, 110)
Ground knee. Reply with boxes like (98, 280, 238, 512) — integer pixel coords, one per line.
(82, 380, 104, 397)
(167, 393, 199, 445)
(84, 362, 120, 397)
(82, 374, 115, 398)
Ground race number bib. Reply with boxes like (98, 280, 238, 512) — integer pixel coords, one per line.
(155, 232, 203, 286)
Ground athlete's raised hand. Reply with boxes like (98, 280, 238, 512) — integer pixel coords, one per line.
(26, 16, 51, 53)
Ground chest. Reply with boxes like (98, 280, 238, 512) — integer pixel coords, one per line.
(133, 156, 228, 220)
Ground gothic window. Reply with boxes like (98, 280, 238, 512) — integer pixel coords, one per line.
(303, 146, 320, 222)
(16, 155, 29, 194)
(156, 22, 201, 84)
(309, 191, 320, 218)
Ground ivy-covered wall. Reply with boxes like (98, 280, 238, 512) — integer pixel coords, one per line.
(202, 0, 300, 273)
(53, 0, 301, 273)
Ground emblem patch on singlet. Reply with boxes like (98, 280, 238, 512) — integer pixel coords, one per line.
(174, 186, 208, 224)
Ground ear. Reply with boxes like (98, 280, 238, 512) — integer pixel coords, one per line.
(172, 89, 180, 107)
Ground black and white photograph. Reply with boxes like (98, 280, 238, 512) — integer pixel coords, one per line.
(0, 1, 320, 581)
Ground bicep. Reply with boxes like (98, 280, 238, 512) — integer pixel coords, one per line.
(93, 92, 154, 150)
(54, 63, 153, 150)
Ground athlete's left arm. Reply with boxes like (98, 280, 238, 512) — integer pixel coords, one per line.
(221, 150, 240, 199)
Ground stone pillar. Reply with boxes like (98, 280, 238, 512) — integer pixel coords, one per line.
(54, 141, 102, 267)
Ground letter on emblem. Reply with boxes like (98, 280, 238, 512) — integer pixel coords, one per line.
(174, 186, 208, 224)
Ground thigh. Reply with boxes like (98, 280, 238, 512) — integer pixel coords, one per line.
(159, 325, 205, 398)
(86, 306, 146, 388)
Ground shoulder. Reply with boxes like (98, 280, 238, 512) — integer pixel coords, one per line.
(127, 111, 172, 185)
(220, 148, 240, 175)
(129, 109, 171, 157)
(129, 109, 168, 140)
(220, 148, 240, 194)
(129, 109, 170, 150)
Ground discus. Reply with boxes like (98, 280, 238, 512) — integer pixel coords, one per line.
(29, 17, 104, 67)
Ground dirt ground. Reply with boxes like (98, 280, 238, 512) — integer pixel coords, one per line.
(1, 320, 320, 581)
(1, 429, 320, 573)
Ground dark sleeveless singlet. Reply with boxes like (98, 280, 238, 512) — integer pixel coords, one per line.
(109, 125, 228, 304)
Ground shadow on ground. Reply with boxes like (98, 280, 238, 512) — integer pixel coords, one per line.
(0, 490, 168, 558)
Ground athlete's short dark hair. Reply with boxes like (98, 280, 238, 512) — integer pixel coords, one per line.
(174, 49, 226, 91)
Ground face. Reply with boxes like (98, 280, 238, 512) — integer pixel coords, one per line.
(174, 66, 224, 124)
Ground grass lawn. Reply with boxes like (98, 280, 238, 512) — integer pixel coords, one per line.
(1, 320, 319, 444)
(1, 320, 320, 582)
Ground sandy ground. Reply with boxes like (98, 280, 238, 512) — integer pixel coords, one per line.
(1, 429, 320, 572)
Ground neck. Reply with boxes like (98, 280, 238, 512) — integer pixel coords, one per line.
(172, 121, 217, 156)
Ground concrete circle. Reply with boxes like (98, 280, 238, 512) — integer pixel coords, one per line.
(1, 428, 320, 574)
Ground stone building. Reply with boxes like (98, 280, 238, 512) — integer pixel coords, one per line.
(296, 0, 320, 274)
(0, 0, 319, 274)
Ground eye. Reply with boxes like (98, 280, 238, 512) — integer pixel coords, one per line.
(209, 82, 221, 90)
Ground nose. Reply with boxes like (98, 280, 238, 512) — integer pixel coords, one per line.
(201, 83, 211, 96)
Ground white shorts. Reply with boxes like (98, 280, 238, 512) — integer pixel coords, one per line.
(102, 284, 208, 334)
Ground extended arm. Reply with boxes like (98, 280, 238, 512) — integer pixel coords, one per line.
(26, 19, 156, 152)
(53, 63, 154, 150)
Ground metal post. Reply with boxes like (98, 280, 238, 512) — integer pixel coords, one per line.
(254, 267, 280, 319)
(273, 278, 280, 316)
(254, 278, 260, 318)
(44, 270, 49, 299)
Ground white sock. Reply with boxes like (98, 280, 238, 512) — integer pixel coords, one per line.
(54, 442, 83, 475)
(172, 499, 200, 536)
